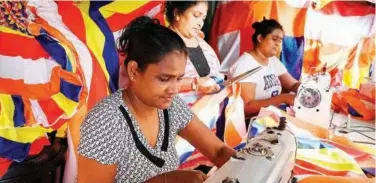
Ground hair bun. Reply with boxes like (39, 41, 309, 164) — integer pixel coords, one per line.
(118, 16, 159, 53)
(252, 21, 261, 29)
(127, 16, 159, 32)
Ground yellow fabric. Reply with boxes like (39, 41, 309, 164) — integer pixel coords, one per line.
(0, 126, 53, 143)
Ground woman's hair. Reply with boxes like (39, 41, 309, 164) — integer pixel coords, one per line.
(117, 16, 187, 71)
(164, 1, 207, 24)
(252, 18, 283, 46)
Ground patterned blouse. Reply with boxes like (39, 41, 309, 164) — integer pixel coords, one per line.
(78, 90, 194, 182)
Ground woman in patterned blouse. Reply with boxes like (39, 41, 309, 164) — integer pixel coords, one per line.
(77, 16, 235, 183)
(165, 1, 224, 94)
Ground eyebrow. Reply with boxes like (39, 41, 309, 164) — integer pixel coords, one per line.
(194, 11, 206, 17)
(159, 73, 185, 78)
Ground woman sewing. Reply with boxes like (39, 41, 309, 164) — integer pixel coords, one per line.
(228, 18, 300, 118)
(77, 16, 235, 183)
(165, 1, 223, 94)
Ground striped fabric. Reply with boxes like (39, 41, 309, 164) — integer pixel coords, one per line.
(209, 0, 375, 88)
(1, 1, 374, 182)
(254, 106, 375, 182)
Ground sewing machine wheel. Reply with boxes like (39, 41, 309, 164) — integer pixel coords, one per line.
(298, 88, 321, 108)
(223, 177, 240, 183)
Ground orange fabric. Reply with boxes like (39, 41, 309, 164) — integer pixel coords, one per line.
(299, 175, 375, 183)
(0, 67, 81, 100)
(360, 82, 376, 104)
(0, 31, 50, 59)
(332, 89, 375, 121)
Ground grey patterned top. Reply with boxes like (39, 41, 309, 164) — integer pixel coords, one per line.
(78, 90, 194, 182)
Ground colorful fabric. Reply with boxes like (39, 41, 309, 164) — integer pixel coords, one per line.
(178, 84, 246, 169)
(0, 0, 129, 179)
(209, 0, 375, 88)
(0, 1, 30, 35)
(252, 106, 375, 182)
(332, 88, 375, 121)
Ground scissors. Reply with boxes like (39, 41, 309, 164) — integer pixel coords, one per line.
(211, 66, 263, 91)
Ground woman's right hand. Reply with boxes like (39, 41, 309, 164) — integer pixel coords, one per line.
(196, 77, 220, 94)
(165, 170, 207, 183)
(279, 93, 296, 106)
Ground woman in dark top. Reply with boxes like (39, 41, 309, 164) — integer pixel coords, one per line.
(165, 1, 224, 94)
(77, 16, 235, 183)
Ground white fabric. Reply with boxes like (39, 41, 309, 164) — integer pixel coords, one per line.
(28, 1, 93, 92)
(304, 7, 375, 46)
(229, 53, 287, 100)
(218, 30, 241, 74)
(0, 55, 58, 84)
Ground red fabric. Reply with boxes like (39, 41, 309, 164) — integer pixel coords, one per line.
(0, 158, 12, 178)
(28, 136, 50, 156)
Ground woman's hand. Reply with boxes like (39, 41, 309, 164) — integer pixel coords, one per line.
(279, 93, 296, 106)
(165, 170, 207, 183)
(196, 77, 220, 94)
(145, 170, 207, 183)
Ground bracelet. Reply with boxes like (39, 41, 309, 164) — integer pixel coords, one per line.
(164, 173, 168, 183)
(191, 77, 198, 91)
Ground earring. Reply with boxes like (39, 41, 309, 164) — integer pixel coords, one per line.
(176, 16, 180, 21)
(130, 76, 134, 80)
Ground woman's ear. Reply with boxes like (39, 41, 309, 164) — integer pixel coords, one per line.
(257, 34, 263, 44)
(174, 9, 180, 21)
(127, 61, 139, 82)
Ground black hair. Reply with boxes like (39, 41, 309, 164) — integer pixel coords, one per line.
(117, 16, 187, 72)
(252, 18, 283, 46)
(164, 1, 207, 24)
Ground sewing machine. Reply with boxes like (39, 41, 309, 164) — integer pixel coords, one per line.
(205, 117, 297, 183)
(294, 68, 333, 129)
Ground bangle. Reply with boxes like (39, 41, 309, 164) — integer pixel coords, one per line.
(191, 77, 198, 91)
(164, 173, 168, 183)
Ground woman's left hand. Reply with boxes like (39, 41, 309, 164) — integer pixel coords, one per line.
(197, 77, 221, 94)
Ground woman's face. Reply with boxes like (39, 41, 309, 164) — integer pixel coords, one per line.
(258, 28, 284, 57)
(129, 51, 187, 109)
(173, 2, 208, 38)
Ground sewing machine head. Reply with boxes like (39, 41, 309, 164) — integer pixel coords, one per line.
(294, 67, 333, 129)
(205, 117, 297, 183)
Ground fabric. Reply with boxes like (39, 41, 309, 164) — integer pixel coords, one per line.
(303, 1, 375, 88)
(187, 46, 211, 77)
(229, 53, 288, 100)
(209, 0, 375, 88)
(0, 1, 166, 180)
(250, 106, 375, 182)
(78, 90, 194, 182)
(178, 84, 246, 169)
(332, 88, 375, 121)
(209, 1, 308, 79)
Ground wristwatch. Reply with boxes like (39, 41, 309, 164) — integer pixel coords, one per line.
(191, 77, 198, 91)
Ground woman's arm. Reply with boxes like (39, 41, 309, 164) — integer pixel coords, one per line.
(179, 116, 236, 168)
(241, 82, 295, 117)
(279, 73, 300, 93)
(77, 155, 117, 183)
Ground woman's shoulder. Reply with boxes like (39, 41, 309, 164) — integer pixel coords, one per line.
(233, 52, 259, 68)
(229, 52, 259, 78)
(85, 90, 123, 120)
